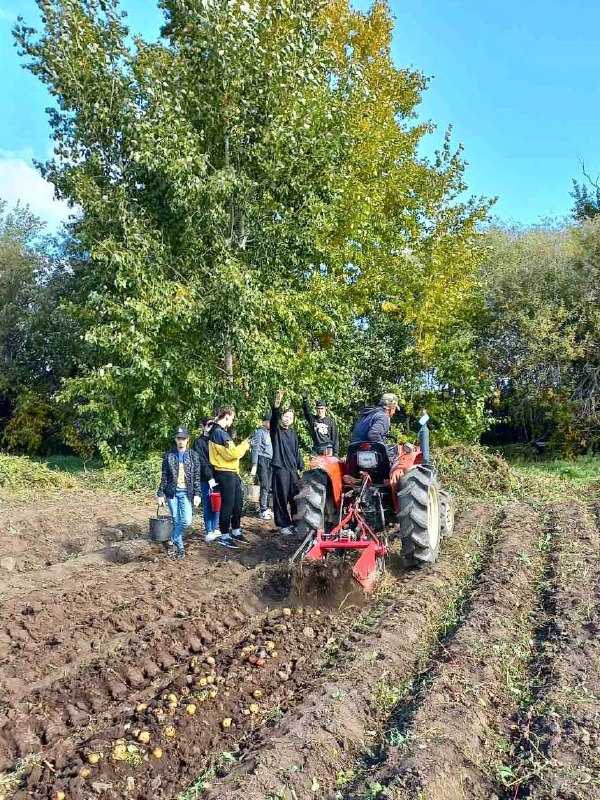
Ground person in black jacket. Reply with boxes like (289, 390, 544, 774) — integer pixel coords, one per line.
(302, 392, 339, 456)
(157, 425, 202, 560)
(193, 418, 221, 544)
(271, 390, 304, 536)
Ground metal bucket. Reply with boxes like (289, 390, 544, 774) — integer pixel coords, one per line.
(149, 506, 172, 543)
(244, 483, 261, 504)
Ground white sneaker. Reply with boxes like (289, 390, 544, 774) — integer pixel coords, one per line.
(280, 526, 295, 537)
(259, 510, 272, 520)
(205, 529, 221, 543)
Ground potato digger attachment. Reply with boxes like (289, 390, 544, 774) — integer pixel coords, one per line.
(291, 418, 455, 595)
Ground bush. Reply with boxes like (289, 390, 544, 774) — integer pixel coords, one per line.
(433, 443, 513, 498)
(0, 454, 79, 490)
(96, 455, 163, 494)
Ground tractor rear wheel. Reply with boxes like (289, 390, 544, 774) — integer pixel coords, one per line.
(440, 489, 455, 538)
(294, 469, 328, 541)
(397, 465, 441, 567)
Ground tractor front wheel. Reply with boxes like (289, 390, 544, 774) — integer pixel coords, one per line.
(397, 465, 442, 567)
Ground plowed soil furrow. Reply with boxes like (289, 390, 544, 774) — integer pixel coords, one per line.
(202, 504, 498, 800)
(0, 493, 149, 574)
(0, 518, 287, 698)
(511, 503, 600, 800)
(0, 522, 297, 771)
(344, 501, 545, 800)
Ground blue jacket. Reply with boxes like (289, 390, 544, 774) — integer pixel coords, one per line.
(350, 404, 391, 444)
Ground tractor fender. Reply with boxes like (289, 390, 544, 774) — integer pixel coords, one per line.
(306, 454, 345, 508)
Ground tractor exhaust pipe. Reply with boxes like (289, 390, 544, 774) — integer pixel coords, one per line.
(418, 411, 430, 464)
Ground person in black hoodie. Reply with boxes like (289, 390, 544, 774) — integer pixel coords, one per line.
(302, 391, 339, 456)
(270, 390, 304, 536)
(193, 418, 221, 544)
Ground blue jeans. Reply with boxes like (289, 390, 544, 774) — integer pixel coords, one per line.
(167, 489, 192, 552)
(200, 481, 220, 533)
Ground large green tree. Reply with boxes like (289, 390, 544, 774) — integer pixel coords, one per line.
(15, 0, 489, 457)
(480, 220, 599, 453)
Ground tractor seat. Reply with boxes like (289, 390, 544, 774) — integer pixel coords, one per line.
(346, 441, 391, 483)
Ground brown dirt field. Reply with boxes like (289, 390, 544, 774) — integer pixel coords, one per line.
(512, 502, 600, 800)
(0, 492, 150, 573)
(345, 501, 545, 800)
(1, 489, 597, 800)
(201, 504, 498, 800)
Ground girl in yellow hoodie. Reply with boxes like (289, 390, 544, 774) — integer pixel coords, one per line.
(209, 406, 253, 549)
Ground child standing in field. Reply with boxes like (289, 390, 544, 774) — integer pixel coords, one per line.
(193, 417, 221, 543)
(157, 425, 202, 560)
(209, 406, 253, 549)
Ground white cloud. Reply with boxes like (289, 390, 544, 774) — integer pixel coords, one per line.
(0, 150, 72, 230)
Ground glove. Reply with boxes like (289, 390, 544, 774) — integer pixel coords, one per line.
(157, 495, 165, 507)
(250, 464, 257, 477)
(193, 496, 201, 508)
(208, 478, 217, 489)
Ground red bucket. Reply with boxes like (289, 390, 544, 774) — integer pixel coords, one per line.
(209, 488, 222, 513)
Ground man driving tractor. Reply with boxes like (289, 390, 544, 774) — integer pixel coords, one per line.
(350, 393, 399, 460)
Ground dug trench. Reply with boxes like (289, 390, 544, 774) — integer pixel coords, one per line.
(3, 503, 498, 799)
(503, 502, 600, 800)
(340, 501, 546, 800)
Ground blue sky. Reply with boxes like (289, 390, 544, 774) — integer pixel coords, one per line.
(0, 0, 598, 228)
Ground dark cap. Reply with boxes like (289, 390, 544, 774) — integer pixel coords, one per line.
(262, 413, 271, 422)
(174, 424, 190, 438)
(316, 399, 327, 408)
(201, 417, 213, 426)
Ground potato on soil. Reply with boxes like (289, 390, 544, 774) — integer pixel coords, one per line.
(167, 693, 178, 705)
(86, 752, 102, 765)
(152, 747, 163, 759)
(186, 703, 197, 715)
(282, 607, 292, 617)
(52, 793, 66, 800)
(270, 650, 279, 658)
(205, 656, 216, 667)
(80, 767, 91, 779)
(164, 726, 176, 738)
(135, 702, 148, 712)
(249, 703, 260, 714)
(208, 689, 218, 699)
(112, 743, 128, 761)
(265, 641, 275, 651)
(252, 689, 263, 699)
(221, 718, 233, 729)
(256, 657, 266, 666)
(138, 730, 151, 744)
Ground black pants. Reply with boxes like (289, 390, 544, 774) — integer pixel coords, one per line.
(272, 467, 299, 529)
(213, 470, 242, 534)
(257, 456, 272, 512)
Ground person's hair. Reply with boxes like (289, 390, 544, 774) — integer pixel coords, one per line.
(201, 417, 214, 426)
(379, 393, 399, 409)
(215, 405, 235, 421)
(282, 408, 295, 416)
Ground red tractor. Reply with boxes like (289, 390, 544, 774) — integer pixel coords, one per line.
(292, 419, 454, 593)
